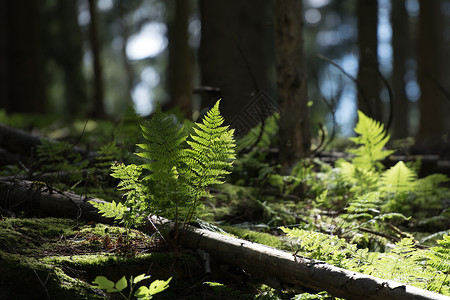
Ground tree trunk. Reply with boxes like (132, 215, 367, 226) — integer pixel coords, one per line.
(0, 0, 7, 111)
(357, 0, 381, 122)
(199, 0, 276, 135)
(0, 0, 46, 114)
(88, 0, 107, 118)
(391, 0, 410, 139)
(417, 0, 445, 141)
(274, 0, 311, 173)
(167, 0, 193, 119)
(118, 0, 134, 106)
(56, 0, 88, 118)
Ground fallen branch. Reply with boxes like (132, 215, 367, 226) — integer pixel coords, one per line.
(0, 123, 97, 161)
(0, 179, 109, 223)
(175, 224, 448, 300)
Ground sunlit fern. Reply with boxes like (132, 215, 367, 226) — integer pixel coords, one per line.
(91, 100, 236, 227)
(348, 110, 393, 171)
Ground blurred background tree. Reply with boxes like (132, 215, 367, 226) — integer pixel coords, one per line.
(0, 0, 449, 156)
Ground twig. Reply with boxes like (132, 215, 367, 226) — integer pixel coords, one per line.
(368, 51, 394, 132)
(317, 54, 373, 118)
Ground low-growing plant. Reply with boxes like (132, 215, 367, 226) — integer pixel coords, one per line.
(282, 227, 450, 295)
(92, 273, 171, 300)
(91, 100, 236, 229)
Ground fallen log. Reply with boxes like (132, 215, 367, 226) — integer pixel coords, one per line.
(0, 179, 109, 223)
(0, 123, 97, 162)
(175, 225, 449, 300)
(1, 179, 448, 300)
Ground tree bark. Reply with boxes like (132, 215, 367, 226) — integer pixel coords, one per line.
(391, 0, 410, 139)
(118, 0, 134, 106)
(88, 0, 107, 118)
(0, 179, 109, 223)
(199, 0, 276, 132)
(275, 0, 311, 173)
(56, 0, 88, 118)
(167, 0, 193, 119)
(417, 0, 445, 140)
(357, 0, 381, 122)
(0, 0, 46, 114)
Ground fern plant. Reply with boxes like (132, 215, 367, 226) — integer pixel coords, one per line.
(426, 234, 450, 293)
(91, 100, 236, 228)
(282, 227, 450, 295)
(347, 111, 393, 171)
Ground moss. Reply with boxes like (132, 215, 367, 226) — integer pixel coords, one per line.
(0, 217, 206, 299)
(0, 217, 77, 255)
(43, 252, 199, 283)
(221, 226, 286, 249)
(0, 251, 105, 300)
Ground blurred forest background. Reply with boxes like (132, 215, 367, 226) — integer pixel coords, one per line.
(1, 0, 449, 156)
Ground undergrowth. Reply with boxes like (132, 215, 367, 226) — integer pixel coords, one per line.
(3, 106, 449, 298)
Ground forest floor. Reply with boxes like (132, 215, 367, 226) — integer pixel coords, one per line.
(0, 114, 449, 299)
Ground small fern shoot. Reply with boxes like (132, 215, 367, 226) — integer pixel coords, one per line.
(348, 111, 393, 171)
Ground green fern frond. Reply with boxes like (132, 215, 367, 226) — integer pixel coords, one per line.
(348, 111, 393, 170)
(184, 100, 236, 191)
(111, 163, 142, 187)
(343, 192, 381, 220)
(336, 159, 378, 193)
(415, 174, 450, 203)
(427, 234, 450, 275)
(90, 200, 126, 221)
(136, 103, 187, 183)
(425, 235, 450, 294)
(379, 161, 416, 194)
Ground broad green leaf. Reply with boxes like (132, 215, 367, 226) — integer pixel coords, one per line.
(133, 274, 151, 284)
(149, 277, 172, 295)
(92, 276, 117, 292)
(115, 276, 128, 291)
(134, 286, 150, 298)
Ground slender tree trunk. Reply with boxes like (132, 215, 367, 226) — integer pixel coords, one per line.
(417, 0, 444, 140)
(275, 0, 311, 173)
(0, 0, 8, 111)
(88, 0, 106, 118)
(1, 0, 46, 114)
(357, 0, 381, 122)
(199, 0, 275, 131)
(391, 0, 410, 139)
(167, 0, 193, 119)
(57, 0, 87, 118)
(118, 0, 134, 106)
